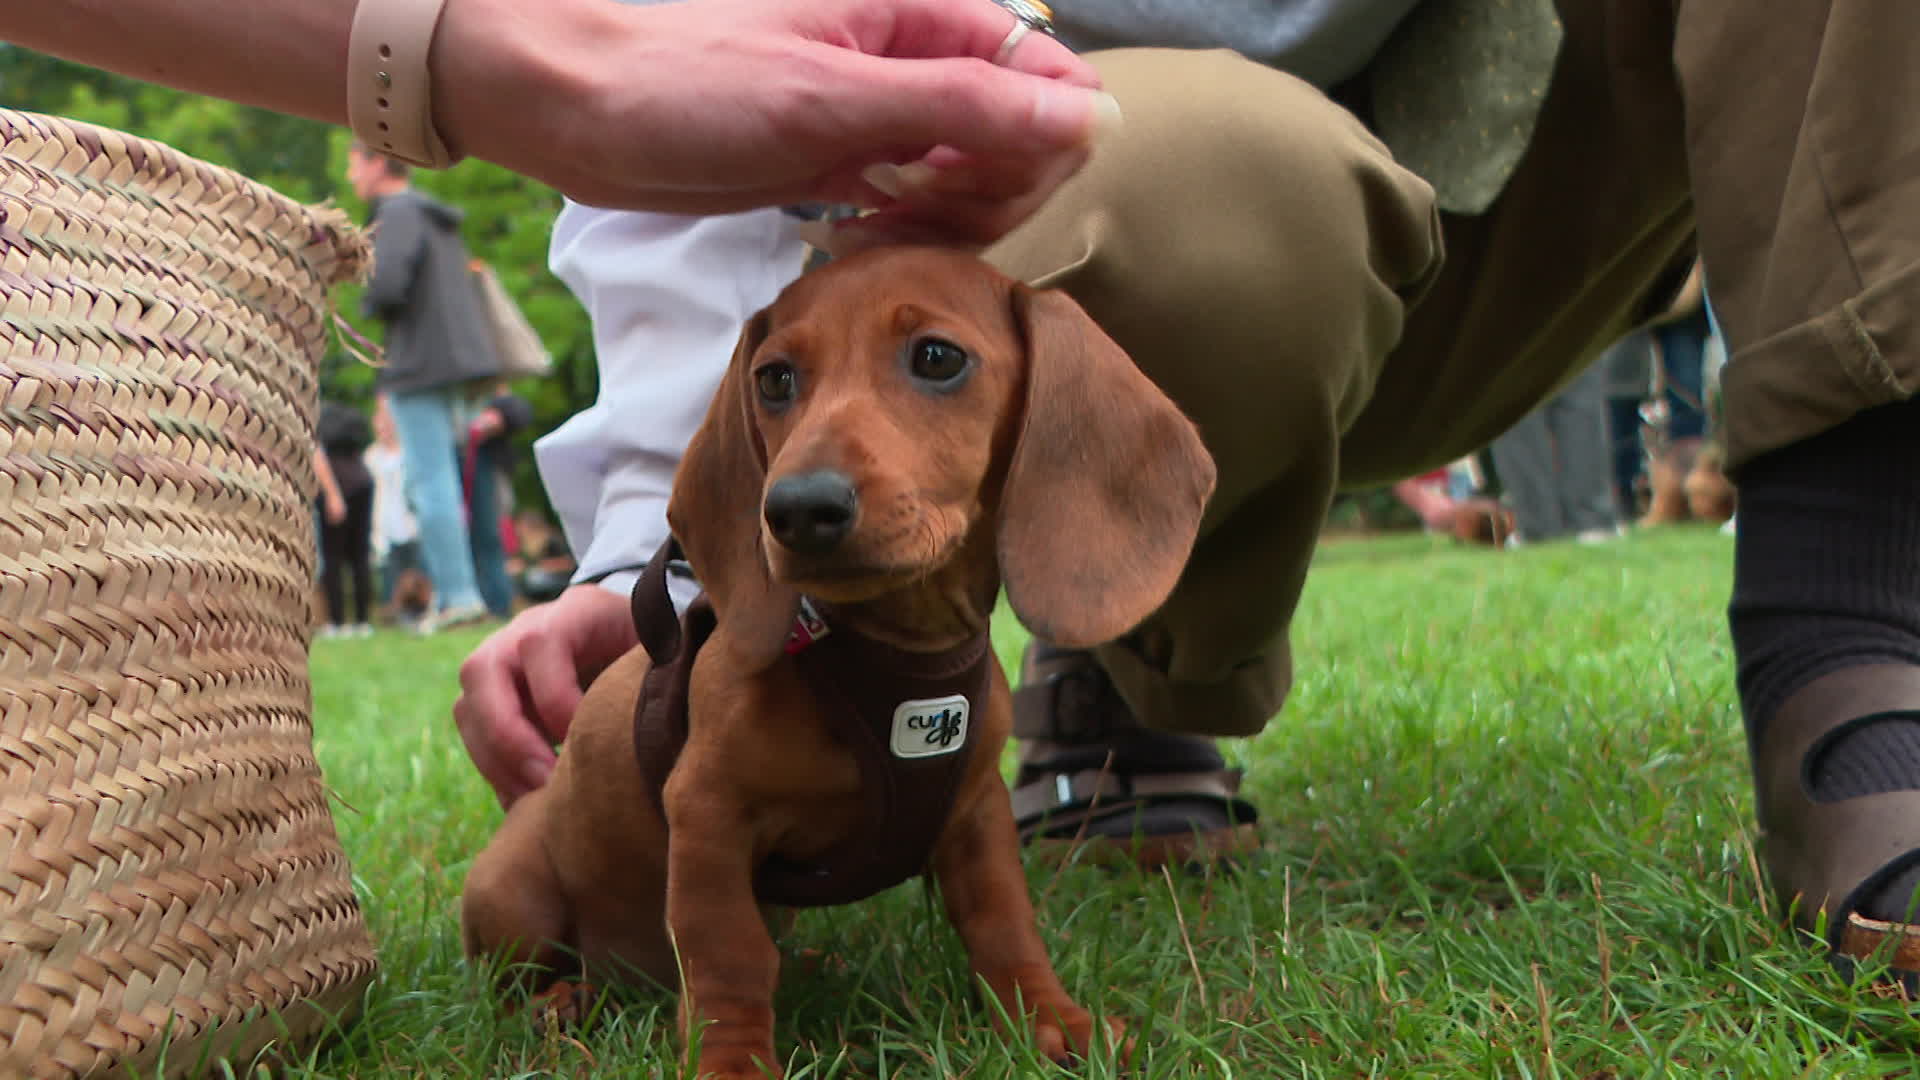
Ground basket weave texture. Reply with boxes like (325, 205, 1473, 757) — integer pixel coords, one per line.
(0, 110, 376, 1078)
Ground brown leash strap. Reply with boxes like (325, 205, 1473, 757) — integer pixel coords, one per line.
(630, 539, 712, 824)
(630, 537, 685, 667)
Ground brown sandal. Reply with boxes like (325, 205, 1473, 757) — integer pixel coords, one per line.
(1010, 646, 1261, 869)
(1754, 663, 1920, 981)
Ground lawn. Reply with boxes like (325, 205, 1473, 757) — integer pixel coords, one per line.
(278, 525, 1920, 1078)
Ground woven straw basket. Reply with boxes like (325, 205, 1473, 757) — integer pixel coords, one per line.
(0, 111, 377, 1077)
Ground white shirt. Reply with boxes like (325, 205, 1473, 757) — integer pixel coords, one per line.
(365, 441, 417, 556)
(537, 206, 809, 599)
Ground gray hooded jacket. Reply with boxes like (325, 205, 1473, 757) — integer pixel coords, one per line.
(362, 189, 501, 393)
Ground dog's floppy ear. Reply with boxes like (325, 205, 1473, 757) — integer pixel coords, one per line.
(998, 284, 1217, 647)
(666, 311, 798, 668)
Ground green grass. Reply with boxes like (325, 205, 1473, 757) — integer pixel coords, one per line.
(271, 526, 1920, 1078)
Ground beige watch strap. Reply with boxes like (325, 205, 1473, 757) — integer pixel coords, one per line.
(348, 0, 461, 169)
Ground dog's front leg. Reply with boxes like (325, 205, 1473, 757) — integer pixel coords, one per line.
(665, 789, 782, 1080)
(930, 779, 1124, 1064)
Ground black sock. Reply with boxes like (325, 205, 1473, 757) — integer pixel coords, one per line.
(1733, 398, 1920, 731)
(1731, 398, 1920, 920)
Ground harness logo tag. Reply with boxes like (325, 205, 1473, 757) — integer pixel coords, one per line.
(890, 694, 970, 759)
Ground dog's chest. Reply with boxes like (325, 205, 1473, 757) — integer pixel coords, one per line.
(634, 585, 992, 907)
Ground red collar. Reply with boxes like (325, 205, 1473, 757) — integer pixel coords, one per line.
(784, 597, 832, 654)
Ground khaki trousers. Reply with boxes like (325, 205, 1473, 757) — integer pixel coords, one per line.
(985, 0, 1919, 736)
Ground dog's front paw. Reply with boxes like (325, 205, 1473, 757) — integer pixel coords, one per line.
(1031, 1000, 1130, 1066)
(686, 1017, 781, 1080)
(529, 979, 601, 1026)
(694, 1052, 781, 1080)
(679, 980, 781, 1077)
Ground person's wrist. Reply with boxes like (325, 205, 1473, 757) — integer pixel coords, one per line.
(562, 581, 640, 651)
(430, 0, 630, 184)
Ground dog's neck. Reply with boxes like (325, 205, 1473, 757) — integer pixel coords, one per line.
(816, 543, 998, 655)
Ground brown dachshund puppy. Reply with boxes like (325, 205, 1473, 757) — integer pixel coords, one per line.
(462, 246, 1216, 1079)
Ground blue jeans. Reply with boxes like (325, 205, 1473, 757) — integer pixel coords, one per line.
(1654, 306, 1712, 442)
(386, 387, 483, 611)
(465, 444, 516, 618)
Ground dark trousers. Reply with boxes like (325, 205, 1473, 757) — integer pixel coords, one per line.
(984, 0, 1918, 734)
(1489, 361, 1621, 542)
(318, 488, 375, 627)
(464, 443, 517, 618)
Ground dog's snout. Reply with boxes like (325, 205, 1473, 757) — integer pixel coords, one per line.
(764, 470, 858, 554)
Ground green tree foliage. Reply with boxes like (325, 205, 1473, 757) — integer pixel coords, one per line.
(3, 48, 598, 514)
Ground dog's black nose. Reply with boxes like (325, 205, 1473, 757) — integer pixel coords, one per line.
(764, 470, 857, 554)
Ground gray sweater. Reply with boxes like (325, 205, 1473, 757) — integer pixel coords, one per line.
(615, 0, 1420, 89)
(363, 189, 501, 393)
(1051, 0, 1423, 89)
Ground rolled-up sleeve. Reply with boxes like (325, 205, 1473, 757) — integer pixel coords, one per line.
(536, 203, 808, 598)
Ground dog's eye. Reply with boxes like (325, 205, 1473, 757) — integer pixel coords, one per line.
(755, 362, 797, 405)
(909, 338, 970, 383)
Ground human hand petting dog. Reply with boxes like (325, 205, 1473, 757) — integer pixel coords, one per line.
(454, 0, 1115, 235)
(8, 0, 1109, 245)
(462, 247, 1209, 1077)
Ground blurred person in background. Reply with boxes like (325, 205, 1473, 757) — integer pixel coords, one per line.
(464, 382, 536, 619)
(347, 143, 500, 633)
(367, 394, 427, 627)
(313, 399, 377, 637)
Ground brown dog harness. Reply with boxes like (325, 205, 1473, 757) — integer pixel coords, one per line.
(629, 540, 991, 907)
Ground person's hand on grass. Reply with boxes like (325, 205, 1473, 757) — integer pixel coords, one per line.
(454, 583, 637, 808)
